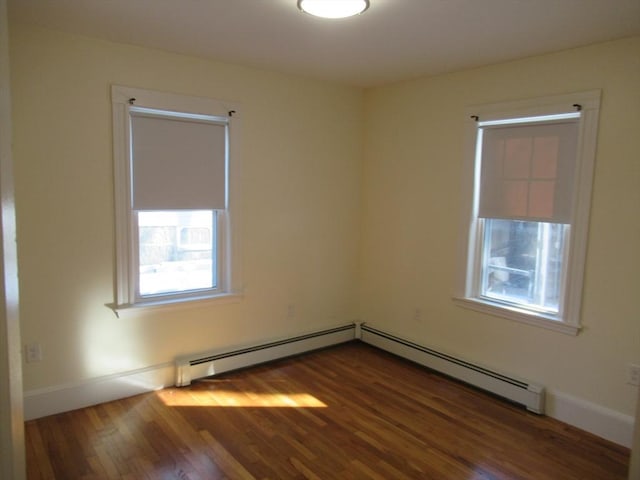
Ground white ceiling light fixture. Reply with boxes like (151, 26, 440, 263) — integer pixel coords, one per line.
(297, 0, 370, 19)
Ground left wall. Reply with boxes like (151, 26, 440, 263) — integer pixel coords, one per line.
(0, 0, 25, 477)
(10, 23, 363, 417)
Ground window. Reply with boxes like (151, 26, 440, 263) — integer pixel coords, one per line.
(111, 86, 242, 311)
(454, 91, 601, 334)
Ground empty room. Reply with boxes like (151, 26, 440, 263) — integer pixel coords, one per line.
(1, 0, 639, 478)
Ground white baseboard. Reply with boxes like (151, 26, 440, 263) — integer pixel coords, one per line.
(23, 362, 175, 421)
(546, 389, 635, 448)
(24, 324, 357, 420)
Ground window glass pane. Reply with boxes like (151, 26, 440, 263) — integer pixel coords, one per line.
(503, 137, 532, 178)
(480, 219, 565, 313)
(138, 210, 216, 297)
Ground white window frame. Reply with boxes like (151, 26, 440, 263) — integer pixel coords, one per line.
(453, 90, 601, 335)
(110, 85, 243, 314)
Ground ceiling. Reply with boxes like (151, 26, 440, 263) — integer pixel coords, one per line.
(8, 0, 640, 87)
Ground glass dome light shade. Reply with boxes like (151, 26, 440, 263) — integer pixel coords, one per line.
(297, 0, 370, 19)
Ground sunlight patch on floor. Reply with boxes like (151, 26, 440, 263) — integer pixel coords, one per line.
(157, 388, 327, 407)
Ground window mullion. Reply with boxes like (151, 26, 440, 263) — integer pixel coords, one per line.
(131, 211, 141, 303)
(472, 218, 487, 298)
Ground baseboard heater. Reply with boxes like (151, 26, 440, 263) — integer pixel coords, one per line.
(360, 324, 545, 414)
(175, 324, 356, 387)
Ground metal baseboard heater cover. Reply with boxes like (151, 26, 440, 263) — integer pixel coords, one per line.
(360, 324, 545, 414)
(175, 324, 356, 387)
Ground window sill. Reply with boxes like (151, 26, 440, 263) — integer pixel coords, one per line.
(107, 292, 243, 318)
(452, 297, 580, 336)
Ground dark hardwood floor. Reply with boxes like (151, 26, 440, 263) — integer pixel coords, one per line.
(25, 342, 630, 479)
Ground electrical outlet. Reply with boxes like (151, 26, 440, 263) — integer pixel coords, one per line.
(25, 343, 42, 363)
(413, 308, 422, 322)
(627, 364, 640, 386)
(287, 304, 295, 320)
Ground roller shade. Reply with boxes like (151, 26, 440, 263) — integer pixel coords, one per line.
(130, 112, 227, 211)
(478, 119, 578, 223)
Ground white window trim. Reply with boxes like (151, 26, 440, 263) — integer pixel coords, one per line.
(453, 90, 601, 335)
(110, 85, 243, 314)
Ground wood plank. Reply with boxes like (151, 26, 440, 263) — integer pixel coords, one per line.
(25, 342, 630, 479)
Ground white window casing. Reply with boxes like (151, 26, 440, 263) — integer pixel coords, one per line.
(110, 85, 243, 314)
(453, 90, 601, 335)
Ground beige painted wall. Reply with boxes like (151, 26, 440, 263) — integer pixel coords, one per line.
(360, 37, 640, 417)
(10, 23, 363, 391)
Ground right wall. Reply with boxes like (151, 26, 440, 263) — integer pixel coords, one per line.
(360, 36, 640, 446)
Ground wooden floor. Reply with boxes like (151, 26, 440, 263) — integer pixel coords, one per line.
(26, 342, 629, 479)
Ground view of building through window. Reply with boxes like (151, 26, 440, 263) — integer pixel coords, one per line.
(138, 210, 216, 297)
(480, 219, 565, 313)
